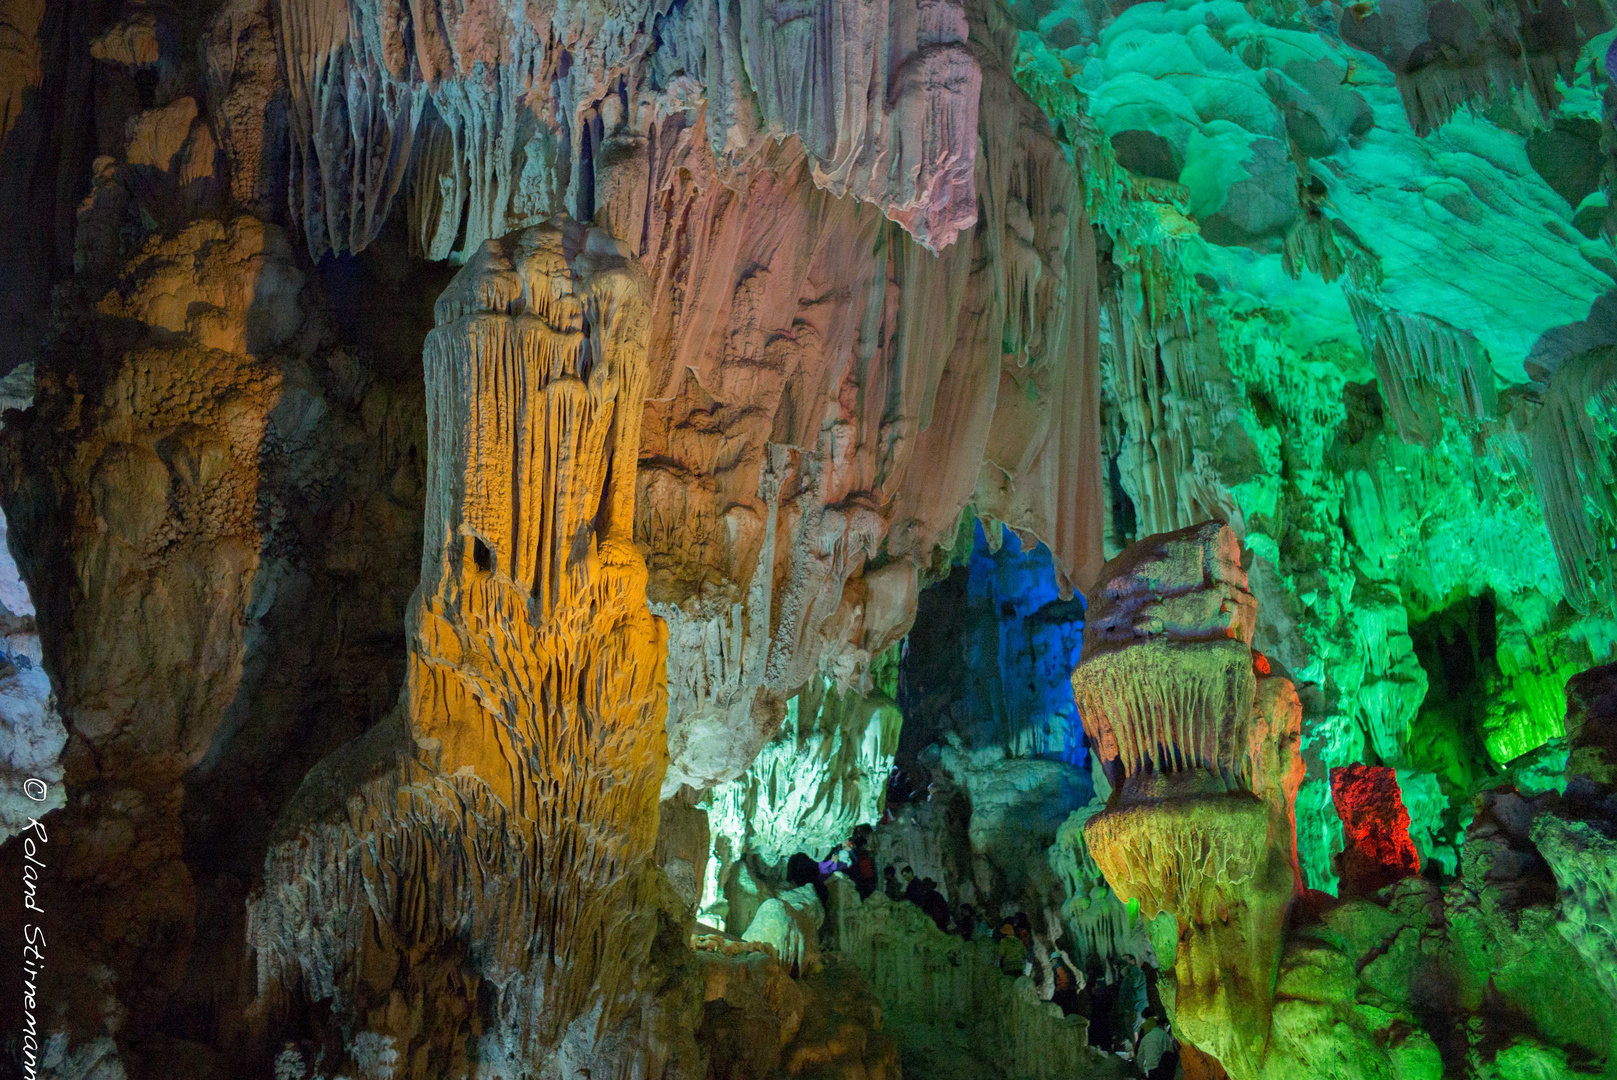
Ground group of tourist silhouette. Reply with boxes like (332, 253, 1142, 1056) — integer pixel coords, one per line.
(789, 827, 1180, 1078)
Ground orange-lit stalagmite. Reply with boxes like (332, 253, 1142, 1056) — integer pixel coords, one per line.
(249, 219, 677, 1078)
(1073, 522, 1303, 1080)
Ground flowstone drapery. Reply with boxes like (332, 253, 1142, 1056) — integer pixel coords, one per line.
(1074, 522, 1303, 1080)
(274, 0, 981, 260)
(251, 219, 679, 1078)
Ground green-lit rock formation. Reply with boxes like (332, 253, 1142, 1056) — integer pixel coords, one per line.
(1013, 0, 1617, 898)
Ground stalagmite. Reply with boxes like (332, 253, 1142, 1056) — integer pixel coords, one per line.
(1074, 522, 1302, 1080)
(251, 219, 674, 1077)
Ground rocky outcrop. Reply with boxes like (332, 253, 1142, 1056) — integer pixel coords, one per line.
(696, 943, 901, 1080)
(0, 212, 296, 1055)
(1564, 660, 1617, 785)
(833, 887, 1113, 1080)
(1532, 347, 1617, 618)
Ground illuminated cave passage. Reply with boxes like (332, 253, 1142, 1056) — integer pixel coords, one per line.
(2, 0, 1617, 1077)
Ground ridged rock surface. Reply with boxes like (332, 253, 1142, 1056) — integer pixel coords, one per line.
(1076, 522, 1303, 1080)
(250, 220, 683, 1077)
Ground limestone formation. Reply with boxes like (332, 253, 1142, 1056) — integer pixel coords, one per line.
(251, 219, 674, 1076)
(1564, 660, 1617, 784)
(704, 676, 900, 870)
(834, 889, 1113, 1080)
(1337, 0, 1613, 138)
(1075, 522, 1302, 1080)
(1532, 347, 1617, 618)
(0, 215, 308, 1061)
(1330, 764, 1422, 895)
(262, 0, 1109, 799)
(634, 12, 1105, 791)
(274, 0, 980, 260)
(1049, 800, 1155, 974)
(695, 943, 901, 1080)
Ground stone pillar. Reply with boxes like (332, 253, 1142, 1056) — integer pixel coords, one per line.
(251, 219, 674, 1077)
(1072, 522, 1302, 1080)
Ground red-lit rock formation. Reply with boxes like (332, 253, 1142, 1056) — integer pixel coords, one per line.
(1330, 763, 1422, 895)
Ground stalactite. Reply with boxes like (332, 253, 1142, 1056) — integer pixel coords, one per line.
(274, 0, 984, 258)
(1530, 346, 1617, 618)
(1101, 296, 1246, 539)
(1341, 0, 1614, 137)
(705, 676, 901, 869)
(1050, 803, 1153, 975)
(629, 30, 1104, 786)
(1347, 291, 1498, 446)
(724, 0, 980, 252)
(1073, 640, 1257, 781)
(275, 0, 427, 258)
(1281, 208, 1380, 289)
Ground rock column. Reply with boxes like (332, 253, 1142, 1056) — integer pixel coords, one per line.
(251, 219, 674, 1078)
(1072, 522, 1302, 1080)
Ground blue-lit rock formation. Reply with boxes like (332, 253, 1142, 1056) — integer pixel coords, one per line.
(899, 522, 1087, 765)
